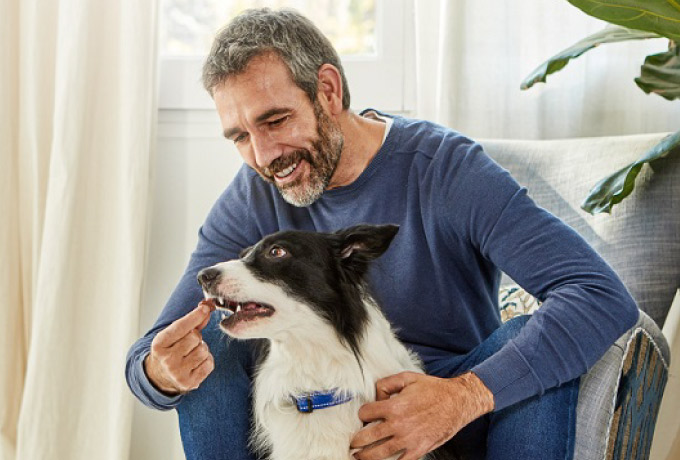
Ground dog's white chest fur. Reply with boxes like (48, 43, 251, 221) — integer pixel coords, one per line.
(252, 302, 423, 460)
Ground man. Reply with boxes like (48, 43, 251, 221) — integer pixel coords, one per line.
(126, 8, 638, 460)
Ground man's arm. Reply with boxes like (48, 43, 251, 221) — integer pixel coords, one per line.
(125, 166, 262, 409)
(437, 140, 637, 409)
(125, 242, 234, 410)
(351, 140, 637, 459)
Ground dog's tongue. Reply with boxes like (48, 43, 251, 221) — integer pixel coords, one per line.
(243, 302, 260, 311)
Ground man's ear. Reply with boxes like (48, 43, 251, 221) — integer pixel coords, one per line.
(317, 63, 344, 115)
(334, 224, 399, 262)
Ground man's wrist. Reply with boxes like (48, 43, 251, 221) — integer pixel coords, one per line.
(454, 371, 495, 416)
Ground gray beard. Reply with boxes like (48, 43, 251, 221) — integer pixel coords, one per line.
(274, 104, 344, 207)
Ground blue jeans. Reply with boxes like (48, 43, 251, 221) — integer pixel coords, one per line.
(177, 315, 579, 460)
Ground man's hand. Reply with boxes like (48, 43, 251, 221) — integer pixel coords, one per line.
(144, 301, 216, 395)
(350, 371, 494, 460)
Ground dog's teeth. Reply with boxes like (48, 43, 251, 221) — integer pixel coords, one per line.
(236, 303, 242, 313)
(218, 297, 225, 307)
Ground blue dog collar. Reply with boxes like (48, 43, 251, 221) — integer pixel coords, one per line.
(292, 389, 353, 413)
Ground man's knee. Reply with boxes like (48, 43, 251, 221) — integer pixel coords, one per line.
(176, 318, 257, 459)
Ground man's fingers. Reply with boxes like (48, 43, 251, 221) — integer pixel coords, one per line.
(197, 300, 215, 330)
(357, 399, 394, 423)
(183, 339, 212, 369)
(196, 312, 211, 331)
(351, 421, 393, 449)
(191, 353, 215, 377)
(180, 355, 214, 391)
(168, 329, 202, 357)
(375, 371, 418, 401)
(156, 303, 214, 347)
(354, 438, 403, 460)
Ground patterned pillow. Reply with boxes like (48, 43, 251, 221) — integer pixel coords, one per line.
(499, 285, 542, 322)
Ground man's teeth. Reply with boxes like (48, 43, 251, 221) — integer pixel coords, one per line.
(275, 163, 297, 178)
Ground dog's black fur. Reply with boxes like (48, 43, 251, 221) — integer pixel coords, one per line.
(234, 224, 399, 359)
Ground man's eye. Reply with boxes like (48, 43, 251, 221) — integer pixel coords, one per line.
(233, 133, 248, 144)
(269, 116, 288, 127)
(268, 246, 288, 258)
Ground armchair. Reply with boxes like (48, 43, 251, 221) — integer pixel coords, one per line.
(482, 133, 678, 459)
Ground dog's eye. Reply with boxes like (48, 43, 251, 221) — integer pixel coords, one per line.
(268, 246, 288, 258)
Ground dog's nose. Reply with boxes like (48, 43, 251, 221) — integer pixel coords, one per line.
(197, 267, 221, 290)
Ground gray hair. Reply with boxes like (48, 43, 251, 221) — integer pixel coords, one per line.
(202, 8, 351, 110)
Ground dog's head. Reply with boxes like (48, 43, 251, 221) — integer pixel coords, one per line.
(197, 224, 399, 350)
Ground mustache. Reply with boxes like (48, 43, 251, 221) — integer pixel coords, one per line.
(262, 149, 315, 180)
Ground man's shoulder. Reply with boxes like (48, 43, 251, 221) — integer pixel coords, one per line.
(380, 113, 514, 200)
(379, 112, 479, 162)
(374, 113, 484, 182)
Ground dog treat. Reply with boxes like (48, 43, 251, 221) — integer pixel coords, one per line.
(199, 298, 217, 310)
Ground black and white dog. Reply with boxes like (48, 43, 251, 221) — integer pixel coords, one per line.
(197, 224, 436, 460)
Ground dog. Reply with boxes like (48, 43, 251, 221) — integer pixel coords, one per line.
(197, 224, 446, 460)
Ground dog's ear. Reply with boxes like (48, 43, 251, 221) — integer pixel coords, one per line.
(239, 244, 254, 259)
(334, 224, 399, 262)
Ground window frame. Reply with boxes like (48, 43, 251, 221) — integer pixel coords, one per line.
(157, 0, 413, 113)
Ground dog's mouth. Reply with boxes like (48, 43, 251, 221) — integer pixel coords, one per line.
(203, 296, 276, 328)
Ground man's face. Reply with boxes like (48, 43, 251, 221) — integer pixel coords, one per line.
(213, 53, 344, 207)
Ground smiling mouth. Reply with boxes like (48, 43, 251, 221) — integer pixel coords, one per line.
(272, 160, 306, 187)
(264, 150, 314, 185)
(275, 162, 297, 179)
(203, 296, 276, 328)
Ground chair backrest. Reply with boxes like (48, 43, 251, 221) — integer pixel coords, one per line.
(481, 134, 680, 328)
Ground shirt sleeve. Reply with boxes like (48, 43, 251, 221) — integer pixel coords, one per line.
(439, 140, 639, 411)
(125, 166, 262, 410)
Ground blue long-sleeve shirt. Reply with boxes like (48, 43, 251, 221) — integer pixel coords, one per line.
(126, 112, 638, 412)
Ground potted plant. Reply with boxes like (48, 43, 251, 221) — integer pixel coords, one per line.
(521, 0, 680, 214)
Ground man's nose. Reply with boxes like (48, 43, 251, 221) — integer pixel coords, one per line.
(250, 133, 280, 170)
(197, 267, 221, 290)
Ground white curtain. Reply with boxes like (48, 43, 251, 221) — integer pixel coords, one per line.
(414, 0, 680, 140)
(0, 0, 158, 459)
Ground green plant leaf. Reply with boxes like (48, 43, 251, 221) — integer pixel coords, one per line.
(567, 0, 680, 42)
(581, 130, 680, 214)
(521, 26, 660, 90)
(635, 41, 680, 100)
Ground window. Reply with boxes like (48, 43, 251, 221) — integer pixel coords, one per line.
(162, 0, 377, 57)
(158, 0, 412, 112)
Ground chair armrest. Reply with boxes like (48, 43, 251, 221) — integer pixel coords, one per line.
(575, 310, 670, 460)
